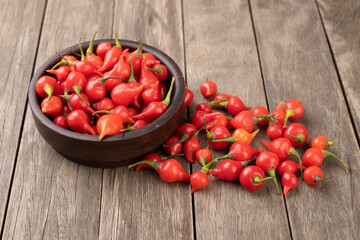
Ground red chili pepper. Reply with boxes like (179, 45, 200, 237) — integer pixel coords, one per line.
(229, 111, 256, 132)
(200, 77, 217, 98)
(120, 119, 148, 132)
(85, 77, 121, 102)
(36, 76, 59, 102)
(303, 166, 324, 186)
(211, 96, 251, 116)
(283, 99, 304, 127)
(139, 60, 158, 89)
(256, 147, 280, 194)
(195, 147, 212, 165)
(65, 71, 89, 104)
(190, 171, 209, 193)
(117, 55, 131, 80)
(143, 52, 157, 68)
(239, 166, 273, 191)
(284, 123, 308, 147)
(282, 171, 298, 196)
(211, 128, 259, 145)
(129, 159, 190, 183)
(216, 142, 260, 162)
(93, 105, 135, 124)
(134, 153, 180, 172)
(163, 123, 197, 147)
(96, 42, 112, 59)
(60, 93, 99, 117)
(67, 110, 95, 135)
(53, 115, 68, 129)
(142, 81, 162, 105)
(301, 147, 349, 174)
(183, 127, 203, 163)
(127, 107, 137, 117)
(41, 96, 62, 116)
(272, 101, 286, 125)
(46, 66, 71, 83)
(183, 87, 194, 108)
(210, 93, 229, 109)
(93, 97, 116, 111)
(209, 159, 248, 181)
(111, 82, 144, 106)
(125, 38, 143, 74)
(277, 160, 305, 175)
(205, 125, 230, 150)
(262, 138, 303, 177)
(98, 33, 123, 72)
(85, 31, 103, 69)
(59, 105, 71, 116)
(132, 77, 175, 122)
(267, 118, 285, 140)
(147, 63, 168, 82)
(97, 113, 124, 140)
(196, 103, 212, 113)
(252, 106, 270, 125)
(191, 111, 228, 130)
(309, 135, 333, 150)
(163, 136, 183, 156)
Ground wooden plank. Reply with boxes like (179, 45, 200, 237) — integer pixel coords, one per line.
(183, 0, 291, 239)
(316, 0, 360, 138)
(2, 0, 114, 239)
(0, 0, 46, 228)
(250, 0, 360, 239)
(98, 1, 193, 240)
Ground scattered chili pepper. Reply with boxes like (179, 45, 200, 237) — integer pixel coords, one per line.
(163, 136, 183, 156)
(215, 142, 260, 162)
(309, 135, 333, 150)
(266, 118, 285, 140)
(212, 128, 259, 144)
(283, 99, 304, 127)
(284, 123, 308, 147)
(282, 171, 298, 196)
(184, 87, 194, 108)
(200, 77, 217, 98)
(252, 106, 270, 125)
(196, 103, 212, 113)
(195, 147, 212, 166)
(303, 166, 324, 186)
(190, 171, 209, 193)
(183, 127, 202, 163)
(256, 147, 280, 194)
(163, 123, 197, 147)
(277, 160, 305, 175)
(210, 159, 248, 181)
(239, 166, 273, 191)
(210, 96, 251, 116)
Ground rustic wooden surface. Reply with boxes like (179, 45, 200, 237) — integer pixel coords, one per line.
(0, 0, 359, 239)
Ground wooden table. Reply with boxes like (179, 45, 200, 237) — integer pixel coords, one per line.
(1, 0, 359, 239)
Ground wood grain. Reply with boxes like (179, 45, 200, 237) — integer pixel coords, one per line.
(98, 1, 193, 240)
(183, 0, 291, 239)
(2, 0, 113, 239)
(316, 0, 360, 138)
(0, 0, 46, 228)
(251, 0, 360, 239)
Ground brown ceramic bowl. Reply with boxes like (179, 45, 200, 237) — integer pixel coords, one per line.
(28, 39, 185, 168)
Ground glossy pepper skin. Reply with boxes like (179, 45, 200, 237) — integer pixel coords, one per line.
(309, 136, 333, 150)
(277, 160, 305, 175)
(284, 123, 309, 148)
(184, 133, 201, 163)
(97, 114, 124, 140)
(282, 171, 298, 196)
(190, 171, 209, 193)
(239, 166, 273, 192)
(304, 166, 323, 186)
(163, 136, 183, 156)
(129, 159, 190, 183)
(256, 147, 280, 194)
(195, 148, 212, 165)
(67, 110, 95, 135)
(283, 99, 304, 127)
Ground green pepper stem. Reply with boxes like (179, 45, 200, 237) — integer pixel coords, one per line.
(287, 133, 305, 143)
(161, 154, 184, 160)
(51, 60, 67, 70)
(290, 148, 303, 179)
(114, 33, 122, 49)
(86, 30, 97, 55)
(44, 85, 54, 103)
(283, 109, 295, 128)
(134, 38, 143, 58)
(268, 169, 280, 195)
(323, 150, 350, 174)
(211, 136, 235, 143)
(73, 86, 89, 105)
(98, 76, 122, 86)
(253, 176, 274, 184)
(92, 110, 111, 116)
(128, 160, 159, 170)
(147, 66, 162, 74)
(209, 101, 226, 108)
(163, 133, 189, 147)
(78, 38, 85, 61)
(162, 77, 175, 107)
(128, 55, 136, 82)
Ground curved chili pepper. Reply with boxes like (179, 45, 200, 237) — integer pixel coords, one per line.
(132, 77, 175, 122)
(129, 159, 190, 183)
(239, 166, 274, 191)
(135, 153, 182, 172)
(209, 159, 248, 181)
(142, 81, 162, 105)
(163, 123, 197, 147)
(163, 136, 183, 156)
(85, 31, 103, 69)
(46, 66, 71, 83)
(215, 142, 260, 162)
(262, 138, 303, 178)
(283, 99, 304, 127)
(211, 96, 251, 116)
(301, 147, 349, 174)
(97, 114, 124, 140)
(98, 33, 123, 72)
(256, 147, 280, 194)
(277, 160, 305, 175)
(67, 110, 95, 135)
(190, 171, 209, 193)
(309, 135, 333, 150)
(272, 101, 286, 125)
(111, 83, 144, 106)
(139, 60, 158, 89)
(117, 55, 131, 80)
(212, 128, 259, 145)
(282, 171, 298, 196)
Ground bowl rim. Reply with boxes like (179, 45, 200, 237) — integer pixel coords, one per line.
(28, 39, 185, 143)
